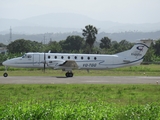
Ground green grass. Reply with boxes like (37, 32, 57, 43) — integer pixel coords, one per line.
(0, 64, 160, 119)
(0, 64, 160, 76)
(0, 84, 160, 119)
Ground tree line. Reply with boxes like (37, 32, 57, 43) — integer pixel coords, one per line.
(1, 25, 160, 64)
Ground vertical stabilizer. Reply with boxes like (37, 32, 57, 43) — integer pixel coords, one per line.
(116, 39, 153, 60)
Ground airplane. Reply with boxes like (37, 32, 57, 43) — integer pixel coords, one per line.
(2, 39, 153, 77)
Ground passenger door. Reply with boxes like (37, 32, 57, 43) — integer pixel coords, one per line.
(33, 54, 40, 66)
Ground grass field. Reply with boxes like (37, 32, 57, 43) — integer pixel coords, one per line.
(0, 84, 160, 119)
(0, 64, 160, 119)
(0, 64, 160, 76)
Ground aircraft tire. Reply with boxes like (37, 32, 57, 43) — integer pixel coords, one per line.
(65, 72, 68, 77)
(69, 73, 73, 77)
(65, 72, 73, 77)
(3, 73, 8, 77)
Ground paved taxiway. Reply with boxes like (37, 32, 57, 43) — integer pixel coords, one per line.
(0, 76, 160, 84)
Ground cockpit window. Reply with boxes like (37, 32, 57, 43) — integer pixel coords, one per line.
(22, 54, 27, 58)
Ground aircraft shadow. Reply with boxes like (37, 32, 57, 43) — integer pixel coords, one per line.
(56, 76, 68, 78)
(49, 76, 69, 78)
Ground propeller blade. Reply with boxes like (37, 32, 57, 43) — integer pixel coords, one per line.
(44, 53, 46, 72)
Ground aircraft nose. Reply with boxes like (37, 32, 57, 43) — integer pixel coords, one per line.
(2, 60, 13, 66)
(2, 61, 8, 66)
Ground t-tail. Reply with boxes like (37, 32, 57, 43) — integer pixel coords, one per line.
(116, 39, 153, 65)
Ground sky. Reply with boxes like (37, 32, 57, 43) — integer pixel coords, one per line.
(0, 0, 160, 24)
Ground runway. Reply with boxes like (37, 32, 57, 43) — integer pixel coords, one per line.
(0, 76, 160, 84)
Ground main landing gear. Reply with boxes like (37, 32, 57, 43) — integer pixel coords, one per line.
(3, 66, 8, 77)
(65, 71, 73, 77)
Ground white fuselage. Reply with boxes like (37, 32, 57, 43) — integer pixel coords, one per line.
(3, 52, 142, 70)
(2, 35, 153, 77)
(3, 40, 153, 71)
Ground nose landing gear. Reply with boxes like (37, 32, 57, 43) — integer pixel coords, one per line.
(3, 72, 8, 77)
(3, 66, 8, 77)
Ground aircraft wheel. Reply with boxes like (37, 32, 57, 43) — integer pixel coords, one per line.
(69, 73, 73, 77)
(65, 72, 68, 77)
(65, 72, 73, 77)
(3, 72, 8, 77)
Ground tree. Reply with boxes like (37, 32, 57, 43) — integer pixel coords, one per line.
(82, 25, 98, 53)
(29, 41, 44, 52)
(0, 43, 6, 47)
(118, 40, 133, 52)
(7, 39, 43, 53)
(111, 41, 119, 53)
(105, 41, 119, 54)
(99, 37, 111, 50)
(153, 39, 160, 56)
(143, 45, 155, 62)
(59, 36, 85, 53)
(46, 41, 62, 53)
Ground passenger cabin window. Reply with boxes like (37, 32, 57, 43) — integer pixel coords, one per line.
(68, 56, 70, 59)
(87, 57, 90, 60)
(61, 56, 64, 59)
(22, 54, 31, 58)
(48, 56, 50, 59)
(55, 56, 57, 59)
(74, 56, 77, 59)
(28, 55, 32, 58)
(81, 56, 83, 60)
(94, 57, 97, 60)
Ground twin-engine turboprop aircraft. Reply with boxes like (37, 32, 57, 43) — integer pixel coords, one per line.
(2, 40, 153, 77)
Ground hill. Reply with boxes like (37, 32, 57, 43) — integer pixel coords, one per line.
(1, 31, 160, 45)
(1, 13, 160, 34)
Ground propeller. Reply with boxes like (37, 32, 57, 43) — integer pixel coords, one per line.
(44, 53, 46, 73)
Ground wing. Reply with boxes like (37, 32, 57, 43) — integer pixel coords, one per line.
(59, 60, 78, 68)
(47, 59, 78, 69)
